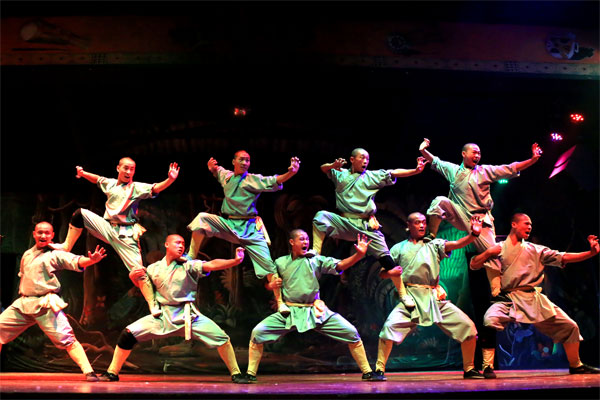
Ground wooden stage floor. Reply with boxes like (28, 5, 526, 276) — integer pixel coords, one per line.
(1, 370, 599, 400)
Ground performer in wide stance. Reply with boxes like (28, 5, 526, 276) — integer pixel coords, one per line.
(376, 213, 486, 380)
(471, 213, 600, 375)
(0, 221, 107, 381)
(52, 157, 180, 316)
(99, 234, 250, 383)
(246, 230, 384, 382)
(313, 148, 427, 308)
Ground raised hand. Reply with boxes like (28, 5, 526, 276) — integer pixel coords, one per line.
(419, 138, 430, 151)
(331, 158, 347, 171)
(288, 156, 301, 174)
(207, 157, 219, 173)
(75, 166, 84, 179)
(587, 235, 599, 255)
(531, 143, 543, 159)
(416, 156, 428, 172)
(235, 247, 246, 263)
(168, 162, 180, 180)
(87, 245, 107, 263)
(353, 234, 372, 256)
(470, 215, 483, 236)
(487, 244, 502, 258)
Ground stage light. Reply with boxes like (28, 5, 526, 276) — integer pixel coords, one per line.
(549, 145, 576, 179)
(498, 179, 509, 184)
(234, 108, 247, 116)
(570, 113, 584, 123)
(550, 132, 563, 142)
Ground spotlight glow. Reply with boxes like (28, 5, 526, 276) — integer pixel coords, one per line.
(570, 113, 584, 123)
(550, 132, 563, 142)
(498, 179, 509, 184)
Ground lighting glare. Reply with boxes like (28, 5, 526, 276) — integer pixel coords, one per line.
(550, 132, 563, 142)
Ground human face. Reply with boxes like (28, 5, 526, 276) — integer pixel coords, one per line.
(33, 222, 55, 249)
(462, 144, 481, 168)
(116, 158, 136, 184)
(289, 230, 310, 258)
(511, 215, 532, 240)
(350, 150, 369, 173)
(407, 214, 427, 240)
(165, 235, 186, 258)
(232, 151, 251, 175)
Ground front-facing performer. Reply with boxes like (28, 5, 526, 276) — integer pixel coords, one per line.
(99, 234, 250, 383)
(186, 150, 300, 315)
(471, 213, 600, 375)
(246, 230, 383, 382)
(312, 148, 427, 308)
(52, 157, 180, 317)
(0, 222, 107, 381)
(376, 213, 485, 380)
(419, 138, 542, 376)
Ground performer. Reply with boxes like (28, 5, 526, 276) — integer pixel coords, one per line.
(375, 213, 486, 380)
(246, 230, 383, 382)
(419, 138, 542, 375)
(0, 221, 107, 381)
(186, 150, 300, 315)
(99, 234, 250, 383)
(471, 213, 600, 375)
(312, 148, 427, 308)
(51, 157, 180, 317)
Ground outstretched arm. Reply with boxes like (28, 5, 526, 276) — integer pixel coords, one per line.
(562, 235, 600, 264)
(276, 157, 301, 184)
(419, 138, 435, 164)
(445, 216, 482, 252)
(514, 143, 542, 172)
(75, 166, 101, 184)
(203, 247, 245, 272)
(336, 234, 371, 272)
(320, 158, 347, 174)
(78, 246, 107, 269)
(207, 157, 219, 177)
(152, 162, 180, 194)
(390, 157, 428, 178)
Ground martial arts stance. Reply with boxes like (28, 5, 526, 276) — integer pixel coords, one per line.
(0, 222, 107, 381)
(52, 157, 180, 317)
(186, 150, 300, 315)
(313, 148, 427, 308)
(246, 230, 383, 382)
(471, 213, 600, 375)
(376, 213, 486, 380)
(99, 234, 250, 383)
(419, 138, 542, 375)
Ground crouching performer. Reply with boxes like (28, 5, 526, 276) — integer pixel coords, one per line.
(0, 221, 107, 381)
(246, 230, 382, 382)
(471, 213, 600, 375)
(376, 213, 487, 380)
(99, 234, 250, 384)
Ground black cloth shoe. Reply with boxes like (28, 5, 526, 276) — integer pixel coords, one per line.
(85, 372, 99, 382)
(245, 373, 257, 383)
(361, 371, 386, 381)
(463, 369, 485, 379)
(569, 364, 600, 374)
(374, 370, 387, 381)
(98, 372, 119, 382)
(232, 373, 250, 384)
(483, 366, 497, 379)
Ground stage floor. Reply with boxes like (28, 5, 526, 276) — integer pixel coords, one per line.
(1, 370, 599, 399)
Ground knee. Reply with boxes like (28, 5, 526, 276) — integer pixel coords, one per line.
(117, 329, 138, 350)
(71, 209, 84, 228)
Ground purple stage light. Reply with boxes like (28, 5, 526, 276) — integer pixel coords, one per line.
(550, 132, 563, 142)
(549, 145, 576, 179)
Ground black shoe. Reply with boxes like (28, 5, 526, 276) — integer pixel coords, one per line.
(463, 369, 485, 379)
(245, 373, 257, 383)
(569, 364, 600, 374)
(232, 373, 250, 384)
(374, 370, 387, 381)
(98, 372, 119, 382)
(362, 371, 386, 381)
(483, 366, 497, 379)
(85, 372, 99, 382)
